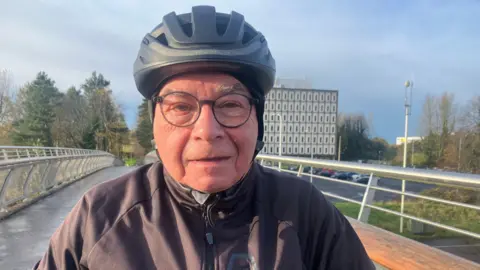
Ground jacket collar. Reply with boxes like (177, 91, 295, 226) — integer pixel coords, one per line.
(159, 162, 257, 220)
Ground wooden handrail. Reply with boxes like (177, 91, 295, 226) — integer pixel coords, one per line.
(347, 217, 480, 270)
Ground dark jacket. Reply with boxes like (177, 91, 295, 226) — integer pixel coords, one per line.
(34, 162, 375, 269)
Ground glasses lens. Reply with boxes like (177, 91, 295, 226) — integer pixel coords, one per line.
(160, 93, 199, 126)
(214, 94, 251, 127)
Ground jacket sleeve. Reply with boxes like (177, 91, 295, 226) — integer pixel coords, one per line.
(308, 186, 376, 270)
(33, 195, 91, 270)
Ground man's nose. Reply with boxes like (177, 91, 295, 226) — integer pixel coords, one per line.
(191, 104, 224, 141)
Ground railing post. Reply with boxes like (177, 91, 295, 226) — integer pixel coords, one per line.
(0, 169, 13, 211)
(16, 149, 20, 159)
(400, 179, 406, 233)
(297, 165, 303, 177)
(358, 173, 378, 223)
(2, 149, 8, 160)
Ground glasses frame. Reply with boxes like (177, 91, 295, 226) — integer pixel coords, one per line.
(152, 91, 259, 128)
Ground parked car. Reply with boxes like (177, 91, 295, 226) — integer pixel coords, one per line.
(331, 171, 349, 180)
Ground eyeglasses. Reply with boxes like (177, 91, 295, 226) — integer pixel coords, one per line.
(152, 91, 259, 128)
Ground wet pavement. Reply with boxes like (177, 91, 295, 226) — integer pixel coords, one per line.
(0, 166, 135, 270)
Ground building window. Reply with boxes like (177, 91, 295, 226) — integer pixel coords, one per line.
(289, 104, 293, 111)
(325, 147, 328, 153)
(270, 115, 274, 121)
(301, 147, 304, 153)
(326, 116, 329, 123)
(307, 115, 311, 122)
(313, 115, 317, 122)
(296, 115, 299, 121)
(319, 137, 323, 143)
(332, 94, 337, 102)
(271, 103, 274, 110)
(270, 147, 273, 153)
(288, 147, 292, 153)
(289, 115, 293, 121)
(320, 105, 324, 112)
(270, 125, 274, 132)
(276, 137, 279, 142)
(270, 136, 274, 142)
(320, 93, 324, 101)
(306, 137, 310, 143)
(320, 116, 323, 122)
(283, 104, 287, 110)
(332, 105, 336, 112)
(332, 115, 336, 122)
(264, 125, 267, 131)
(295, 137, 298, 143)
(327, 95, 330, 101)
(295, 126, 299, 132)
(295, 147, 298, 153)
(326, 105, 330, 112)
(283, 137, 286, 143)
(295, 104, 299, 111)
(302, 104, 306, 111)
(326, 127, 329, 133)
(320, 126, 323, 133)
(276, 146, 279, 152)
(302, 116, 305, 121)
(331, 137, 335, 143)
(308, 104, 312, 111)
(301, 126, 304, 132)
(301, 93, 306, 100)
(301, 137, 304, 143)
(289, 126, 292, 132)
(289, 136, 292, 142)
(313, 137, 316, 143)
(277, 125, 280, 132)
(313, 126, 317, 132)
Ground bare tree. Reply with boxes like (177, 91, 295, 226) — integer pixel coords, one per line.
(0, 70, 15, 144)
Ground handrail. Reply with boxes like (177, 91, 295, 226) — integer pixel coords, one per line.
(256, 154, 480, 190)
(0, 146, 116, 212)
(0, 146, 110, 162)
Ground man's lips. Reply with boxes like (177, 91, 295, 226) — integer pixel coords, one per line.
(189, 156, 231, 162)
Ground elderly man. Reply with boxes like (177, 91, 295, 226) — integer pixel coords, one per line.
(34, 6, 374, 270)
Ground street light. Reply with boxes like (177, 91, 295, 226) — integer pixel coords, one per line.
(401, 79, 413, 233)
(276, 113, 283, 171)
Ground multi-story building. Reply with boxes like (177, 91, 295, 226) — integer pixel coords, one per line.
(260, 87, 339, 158)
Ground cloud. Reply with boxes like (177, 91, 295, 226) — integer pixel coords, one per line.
(1, 0, 479, 142)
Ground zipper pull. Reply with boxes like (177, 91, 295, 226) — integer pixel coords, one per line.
(206, 232, 214, 245)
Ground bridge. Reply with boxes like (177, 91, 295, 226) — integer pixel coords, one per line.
(1, 146, 479, 270)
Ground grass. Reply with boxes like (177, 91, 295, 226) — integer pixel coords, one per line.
(334, 200, 480, 241)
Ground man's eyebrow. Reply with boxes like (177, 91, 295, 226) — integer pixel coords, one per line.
(216, 83, 248, 94)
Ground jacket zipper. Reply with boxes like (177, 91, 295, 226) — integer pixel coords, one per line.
(203, 197, 219, 270)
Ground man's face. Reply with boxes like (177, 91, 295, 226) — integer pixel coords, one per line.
(153, 73, 258, 193)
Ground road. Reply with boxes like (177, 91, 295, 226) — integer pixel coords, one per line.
(0, 166, 135, 270)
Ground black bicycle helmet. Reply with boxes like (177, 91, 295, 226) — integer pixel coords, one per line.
(133, 5, 276, 157)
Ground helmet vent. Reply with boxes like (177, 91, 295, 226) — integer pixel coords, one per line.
(242, 31, 254, 45)
(181, 22, 193, 38)
(216, 15, 228, 36)
(157, 33, 169, 46)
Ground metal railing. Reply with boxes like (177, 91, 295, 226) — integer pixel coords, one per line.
(1, 146, 107, 163)
(0, 146, 116, 211)
(255, 154, 480, 240)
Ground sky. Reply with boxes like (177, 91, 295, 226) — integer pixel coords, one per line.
(1, 0, 479, 144)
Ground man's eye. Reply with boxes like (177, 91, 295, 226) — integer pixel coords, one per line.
(172, 103, 194, 112)
(218, 102, 242, 108)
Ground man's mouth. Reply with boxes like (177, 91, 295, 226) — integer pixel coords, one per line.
(191, 156, 230, 162)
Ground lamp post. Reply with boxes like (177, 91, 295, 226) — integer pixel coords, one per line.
(401, 80, 413, 233)
(276, 113, 283, 171)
